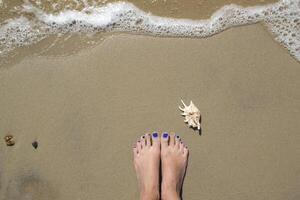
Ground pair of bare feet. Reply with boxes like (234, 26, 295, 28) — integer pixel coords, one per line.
(133, 132, 189, 200)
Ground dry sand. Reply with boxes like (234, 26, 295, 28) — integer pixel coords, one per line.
(0, 24, 300, 200)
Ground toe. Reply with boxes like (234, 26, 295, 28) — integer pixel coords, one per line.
(151, 132, 160, 147)
(161, 132, 169, 147)
(183, 146, 189, 156)
(145, 133, 151, 147)
(175, 134, 181, 149)
(140, 135, 146, 148)
(179, 142, 185, 153)
(137, 140, 142, 152)
(169, 133, 176, 146)
(133, 147, 138, 156)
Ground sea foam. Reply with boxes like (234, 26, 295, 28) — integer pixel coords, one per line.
(0, 0, 299, 61)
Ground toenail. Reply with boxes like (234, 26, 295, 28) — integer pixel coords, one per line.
(152, 132, 158, 138)
(163, 132, 169, 138)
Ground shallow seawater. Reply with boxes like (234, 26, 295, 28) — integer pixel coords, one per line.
(0, 0, 299, 65)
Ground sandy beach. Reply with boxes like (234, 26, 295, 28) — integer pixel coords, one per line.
(0, 22, 300, 200)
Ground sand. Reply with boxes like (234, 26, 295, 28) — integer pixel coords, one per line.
(0, 24, 300, 200)
(0, 0, 278, 23)
(109, 0, 278, 19)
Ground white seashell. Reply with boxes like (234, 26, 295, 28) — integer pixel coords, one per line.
(179, 100, 201, 130)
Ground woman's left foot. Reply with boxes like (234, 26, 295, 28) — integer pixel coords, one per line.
(133, 133, 160, 200)
(160, 133, 189, 200)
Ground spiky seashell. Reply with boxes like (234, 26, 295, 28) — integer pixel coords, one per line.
(179, 100, 201, 130)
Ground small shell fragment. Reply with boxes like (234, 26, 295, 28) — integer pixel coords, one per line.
(179, 99, 201, 130)
(4, 135, 15, 146)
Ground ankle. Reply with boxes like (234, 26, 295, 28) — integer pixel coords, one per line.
(161, 191, 180, 200)
(140, 188, 159, 200)
(140, 193, 159, 200)
(161, 184, 181, 200)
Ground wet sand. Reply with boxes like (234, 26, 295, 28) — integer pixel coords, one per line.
(0, 24, 300, 200)
(0, 0, 278, 23)
(128, 0, 278, 19)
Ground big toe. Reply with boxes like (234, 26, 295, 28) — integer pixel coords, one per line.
(161, 132, 169, 148)
(151, 132, 160, 148)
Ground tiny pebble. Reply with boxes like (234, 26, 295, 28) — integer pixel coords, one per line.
(32, 141, 38, 149)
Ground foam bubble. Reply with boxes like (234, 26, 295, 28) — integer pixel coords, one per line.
(0, 17, 46, 55)
(0, 0, 299, 62)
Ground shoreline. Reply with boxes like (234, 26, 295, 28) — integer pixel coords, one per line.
(0, 24, 299, 200)
(2, 0, 298, 64)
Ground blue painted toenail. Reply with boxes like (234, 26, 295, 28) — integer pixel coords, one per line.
(163, 132, 169, 138)
(152, 132, 158, 138)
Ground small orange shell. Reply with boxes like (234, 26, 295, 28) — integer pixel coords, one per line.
(4, 135, 15, 146)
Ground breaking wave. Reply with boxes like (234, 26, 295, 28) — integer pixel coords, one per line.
(0, 0, 299, 61)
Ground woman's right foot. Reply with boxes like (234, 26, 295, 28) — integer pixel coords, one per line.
(160, 132, 189, 200)
(133, 133, 160, 200)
